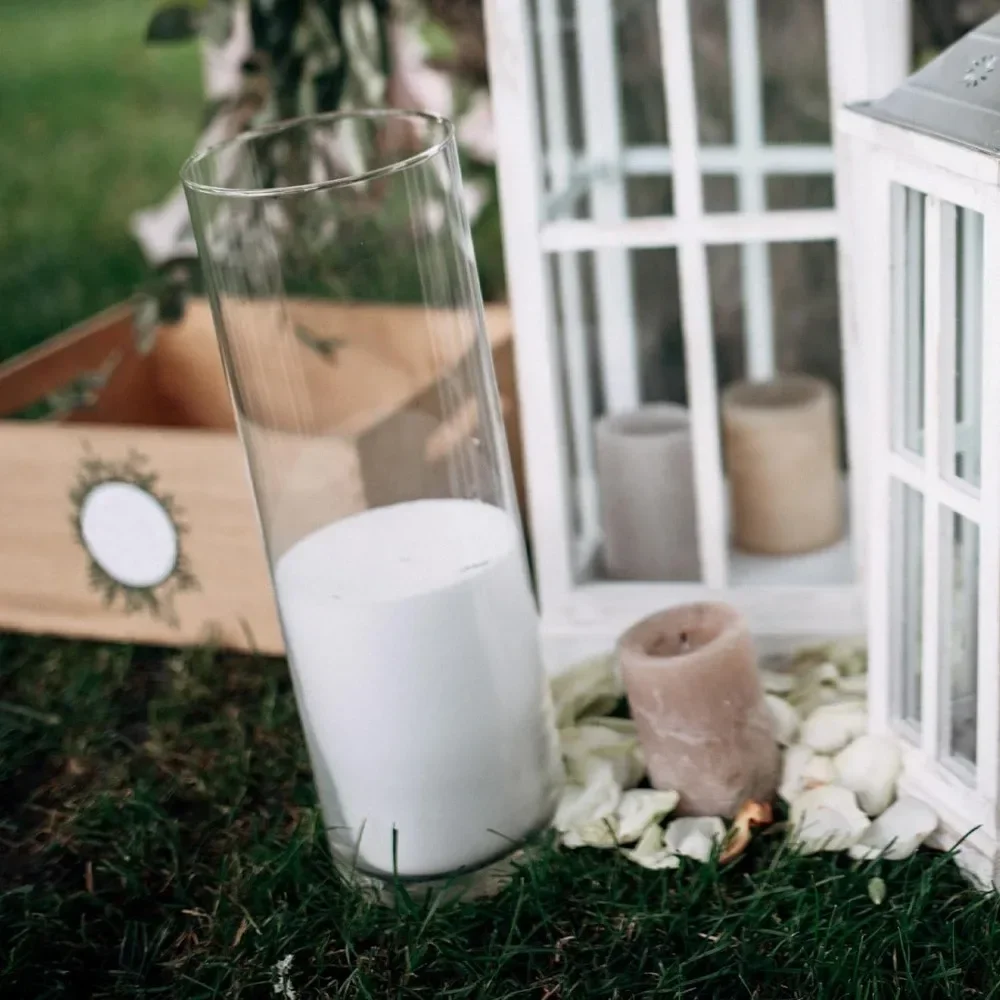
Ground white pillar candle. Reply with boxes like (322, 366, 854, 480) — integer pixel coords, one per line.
(274, 498, 561, 879)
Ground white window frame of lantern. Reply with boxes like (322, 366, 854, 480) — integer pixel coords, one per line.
(838, 111, 1000, 885)
(486, 0, 910, 669)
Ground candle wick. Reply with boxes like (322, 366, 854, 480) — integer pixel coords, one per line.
(679, 630, 690, 652)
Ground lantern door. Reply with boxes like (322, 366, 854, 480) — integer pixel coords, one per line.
(842, 122, 1000, 864)
(487, 0, 908, 663)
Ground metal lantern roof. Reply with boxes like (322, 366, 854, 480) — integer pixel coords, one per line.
(852, 14, 1000, 156)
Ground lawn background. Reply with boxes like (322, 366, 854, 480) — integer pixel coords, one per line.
(0, 0, 201, 362)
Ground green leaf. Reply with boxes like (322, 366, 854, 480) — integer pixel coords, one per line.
(146, 4, 198, 43)
(867, 876, 887, 906)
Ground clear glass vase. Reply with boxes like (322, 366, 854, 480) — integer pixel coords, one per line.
(181, 110, 562, 896)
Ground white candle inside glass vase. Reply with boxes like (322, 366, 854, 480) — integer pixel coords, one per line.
(274, 498, 560, 879)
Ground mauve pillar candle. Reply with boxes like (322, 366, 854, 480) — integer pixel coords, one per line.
(618, 602, 779, 817)
(721, 375, 843, 555)
(595, 404, 700, 581)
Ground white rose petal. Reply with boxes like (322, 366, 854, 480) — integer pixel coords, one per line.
(622, 824, 681, 870)
(664, 816, 727, 864)
(562, 818, 619, 849)
(790, 785, 870, 855)
(560, 722, 644, 790)
(789, 664, 849, 717)
(587, 716, 638, 736)
(813, 661, 842, 686)
(834, 735, 901, 816)
(553, 757, 621, 833)
(829, 643, 867, 677)
(766, 695, 800, 747)
(615, 789, 681, 844)
(760, 668, 797, 695)
(550, 655, 622, 728)
(836, 673, 869, 697)
(801, 702, 869, 753)
(848, 796, 938, 861)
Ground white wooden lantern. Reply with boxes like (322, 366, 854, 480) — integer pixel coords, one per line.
(839, 17, 1000, 886)
(485, 0, 909, 669)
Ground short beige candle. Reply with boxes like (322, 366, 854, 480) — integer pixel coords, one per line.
(722, 375, 843, 555)
(618, 602, 779, 817)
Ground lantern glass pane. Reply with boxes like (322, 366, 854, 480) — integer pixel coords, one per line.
(892, 186, 926, 458)
(625, 176, 675, 218)
(942, 509, 979, 771)
(765, 174, 834, 210)
(703, 175, 738, 213)
(770, 241, 840, 386)
(690, 0, 733, 146)
(891, 480, 923, 727)
(553, 248, 701, 584)
(715, 241, 850, 586)
(953, 208, 983, 489)
(532, 0, 676, 223)
(758, 0, 830, 145)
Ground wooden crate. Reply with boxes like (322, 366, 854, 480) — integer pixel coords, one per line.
(0, 299, 522, 654)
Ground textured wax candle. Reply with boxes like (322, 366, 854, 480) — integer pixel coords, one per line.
(722, 375, 843, 555)
(618, 603, 779, 817)
(274, 499, 561, 879)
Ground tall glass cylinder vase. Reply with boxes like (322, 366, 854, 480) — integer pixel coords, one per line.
(181, 110, 562, 895)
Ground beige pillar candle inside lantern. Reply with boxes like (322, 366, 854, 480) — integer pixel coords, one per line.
(618, 602, 779, 817)
(722, 375, 843, 555)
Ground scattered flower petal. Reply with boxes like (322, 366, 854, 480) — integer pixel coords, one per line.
(867, 876, 887, 905)
(560, 723, 644, 790)
(720, 800, 773, 863)
(766, 695, 799, 747)
(801, 702, 869, 753)
(553, 758, 621, 833)
(615, 789, 681, 844)
(664, 816, 727, 863)
(836, 673, 869, 697)
(587, 716, 638, 736)
(813, 661, 842, 686)
(760, 668, 797, 695)
(551, 655, 621, 728)
(790, 785, 870, 855)
(830, 643, 867, 677)
(834, 735, 901, 816)
(561, 818, 619, 849)
(848, 797, 938, 861)
(622, 824, 681, 870)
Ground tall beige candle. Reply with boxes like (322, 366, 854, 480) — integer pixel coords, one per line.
(618, 603, 779, 817)
(722, 375, 843, 555)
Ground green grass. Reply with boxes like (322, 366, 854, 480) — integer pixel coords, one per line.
(0, 0, 202, 361)
(2, 633, 1000, 998)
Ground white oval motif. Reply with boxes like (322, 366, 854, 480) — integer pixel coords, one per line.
(79, 481, 179, 589)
